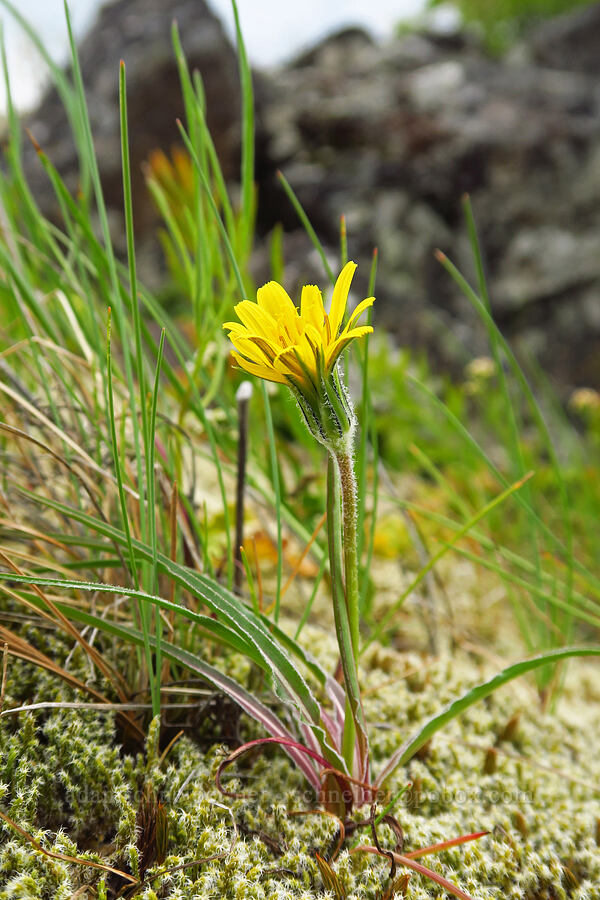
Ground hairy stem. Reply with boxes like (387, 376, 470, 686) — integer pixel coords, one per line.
(335, 447, 360, 663)
(327, 444, 368, 784)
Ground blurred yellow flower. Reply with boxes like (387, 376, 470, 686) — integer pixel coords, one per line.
(465, 356, 495, 380)
(569, 387, 600, 413)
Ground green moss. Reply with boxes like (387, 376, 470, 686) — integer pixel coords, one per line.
(0, 629, 599, 899)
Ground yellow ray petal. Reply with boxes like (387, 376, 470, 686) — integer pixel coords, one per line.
(257, 282, 302, 340)
(223, 322, 252, 342)
(304, 322, 323, 348)
(231, 352, 287, 384)
(274, 346, 310, 383)
(247, 335, 280, 362)
(229, 338, 264, 364)
(234, 300, 277, 338)
(300, 284, 325, 333)
(223, 320, 247, 333)
(325, 325, 373, 370)
(328, 261, 357, 339)
(232, 336, 277, 365)
(294, 331, 320, 372)
(343, 296, 374, 333)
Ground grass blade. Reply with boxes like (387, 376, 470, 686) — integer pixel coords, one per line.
(376, 645, 600, 786)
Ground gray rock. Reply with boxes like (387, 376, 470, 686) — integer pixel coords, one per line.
(17, 0, 600, 391)
(530, 2, 600, 74)
(254, 10, 600, 390)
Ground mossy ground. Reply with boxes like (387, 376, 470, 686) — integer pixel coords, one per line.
(0, 618, 598, 899)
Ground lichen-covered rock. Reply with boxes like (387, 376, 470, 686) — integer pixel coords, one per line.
(255, 13, 600, 392)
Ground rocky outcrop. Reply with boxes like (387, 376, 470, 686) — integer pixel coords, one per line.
(256, 13, 600, 389)
(20, 1, 600, 390)
(530, 1, 600, 74)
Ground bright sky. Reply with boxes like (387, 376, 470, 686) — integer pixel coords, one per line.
(210, 0, 429, 62)
(0, 0, 434, 112)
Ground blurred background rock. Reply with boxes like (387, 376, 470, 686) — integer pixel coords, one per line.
(4, 0, 600, 391)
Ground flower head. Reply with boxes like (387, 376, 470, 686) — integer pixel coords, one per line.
(223, 261, 374, 449)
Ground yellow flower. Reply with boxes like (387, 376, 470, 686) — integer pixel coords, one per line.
(223, 261, 374, 448)
(223, 261, 373, 388)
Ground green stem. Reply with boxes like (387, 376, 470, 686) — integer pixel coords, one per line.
(335, 447, 360, 662)
(327, 445, 368, 782)
(342, 691, 356, 772)
(327, 456, 354, 774)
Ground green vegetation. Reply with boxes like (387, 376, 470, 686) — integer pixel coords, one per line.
(0, 0, 598, 896)
(427, 0, 597, 52)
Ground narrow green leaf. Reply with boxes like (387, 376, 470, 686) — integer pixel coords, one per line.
(376, 646, 600, 786)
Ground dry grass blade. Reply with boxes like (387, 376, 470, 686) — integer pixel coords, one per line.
(136, 782, 162, 876)
(168, 479, 179, 604)
(252, 534, 264, 611)
(161, 477, 179, 682)
(0, 381, 108, 479)
(0, 545, 77, 572)
(158, 470, 203, 573)
(0, 517, 78, 557)
(380, 872, 411, 899)
(403, 831, 489, 860)
(158, 728, 184, 766)
(0, 579, 73, 632)
(0, 642, 8, 713)
(0, 421, 131, 572)
(0, 625, 144, 741)
(1, 701, 152, 715)
(315, 852, 346, 899)
(0, 809, 138, 884)
(352, 845, 478, 900)
(0, 549, 130, 701)
(281, 511, 326, 598)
